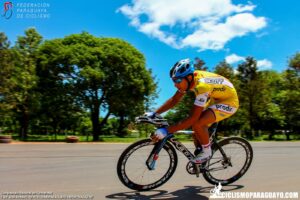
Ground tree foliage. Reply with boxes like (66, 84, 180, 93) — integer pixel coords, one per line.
(37, 32, 157, 140)
(0, 29, 42, 139)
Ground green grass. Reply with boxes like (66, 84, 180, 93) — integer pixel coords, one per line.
(255, 134, 300, 141)
(100, 137, 146, 143)
(11, 134, 92, 142)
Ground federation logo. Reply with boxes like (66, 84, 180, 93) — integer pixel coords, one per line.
(2, 1, 13, 19)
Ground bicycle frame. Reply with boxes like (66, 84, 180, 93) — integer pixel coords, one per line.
(146, 122, 231, 173)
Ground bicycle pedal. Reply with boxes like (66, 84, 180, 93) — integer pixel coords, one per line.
(186, 161, 197, 175)
(186, 161, 204, 175)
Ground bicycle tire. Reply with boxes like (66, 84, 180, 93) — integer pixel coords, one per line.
(203, 137, 253, 185)
(117, 139, 178, 191)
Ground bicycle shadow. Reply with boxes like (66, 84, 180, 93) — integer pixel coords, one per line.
(106, 184, 244, 200)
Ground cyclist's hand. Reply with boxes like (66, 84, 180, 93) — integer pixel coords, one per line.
(144, 111, 157, 119)
(151, 127, 168, 142)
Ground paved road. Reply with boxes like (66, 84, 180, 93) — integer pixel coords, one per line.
(0, 142, 299, 199)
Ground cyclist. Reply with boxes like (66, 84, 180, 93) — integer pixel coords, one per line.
(146, 58, 239, 164)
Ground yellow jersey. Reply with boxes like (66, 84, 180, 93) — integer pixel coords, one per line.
(192, 70, 239, 108)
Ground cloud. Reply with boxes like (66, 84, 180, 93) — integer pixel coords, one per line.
(118, 0, 267, 51)
(257, 59, 273, 69)
(225, 54, 273, 70)
(225, 53, 245, 64)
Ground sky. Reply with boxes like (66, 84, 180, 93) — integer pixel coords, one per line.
(1, 0, 300, 107)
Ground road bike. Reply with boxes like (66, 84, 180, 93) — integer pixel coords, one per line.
(117, 114, 253, 191)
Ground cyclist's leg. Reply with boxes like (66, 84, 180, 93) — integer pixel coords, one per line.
(191, 109, 216, 163)
(191, 97, 239, 163)
(192, 133, 200, 148)
(192, 109, 215, 155)
(192, 109, 216, 145)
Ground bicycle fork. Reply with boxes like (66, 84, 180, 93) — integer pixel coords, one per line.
(146, 135, 174, 170)
(211, 138, 232, 167)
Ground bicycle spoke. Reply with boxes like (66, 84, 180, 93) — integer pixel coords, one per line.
(207, 167, 228, 172)
(208, 158, 223, 166)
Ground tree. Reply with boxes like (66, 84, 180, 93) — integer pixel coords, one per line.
(0, 32, 13, 110)
(37, 38, 85, 140)
(278, 53, 300, 138)
(14, 28, 42, 140)
(288, 52, 300, 71)
(258, 71, 285, 139)
(0, 32, 13, 101)
(194, 57, 208, 70)
(38, 32, 157, 141)
(0, 29, 42, 140)
(99, 38, 157, 136)
(214, 60, 235, 80)
(236, 57, 268, 138)
(0, 32, 15, 134)
(0, 32, 10, 49)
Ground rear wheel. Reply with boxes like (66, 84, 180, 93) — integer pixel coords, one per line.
(202, 137, 253, 185)
(117, 139, 178, 191)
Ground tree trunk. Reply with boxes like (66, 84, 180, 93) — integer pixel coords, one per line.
(19, 110, 29, 141)
(91, 89, 101, 141)
(248, 96, 254, 140)
(117, 114, 127, 137)
(245, 129, 252, 140)
(91, 110, 100, 141)
(50, 118, 59, 141)
(85, 129, 89, 142)
(285, 130, 291, 141)
(54, 128, 57, 141)
(268, 131, 274, 140)
(254, 130, 259, 137)
(98, 111, 110, 136)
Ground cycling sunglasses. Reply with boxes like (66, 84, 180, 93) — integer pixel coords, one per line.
(172, 78, 183, 84)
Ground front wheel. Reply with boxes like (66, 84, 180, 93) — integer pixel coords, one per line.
(117, 139, 178, 191)
(203, 137, 253, 185)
